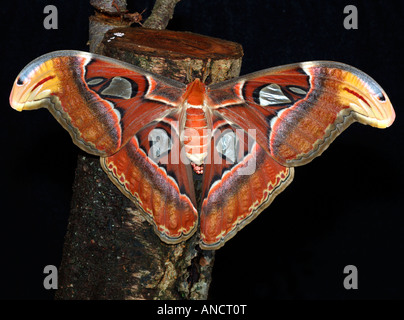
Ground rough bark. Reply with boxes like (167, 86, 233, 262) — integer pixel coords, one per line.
(90, 0, 127, 13)
(55, 2, 243, 300)
(89, 0, 135, 54)
(55, 155, 216, 299)
(89, 15, 132, 54)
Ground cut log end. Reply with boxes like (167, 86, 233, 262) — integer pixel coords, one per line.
(102, 27, 244, 84)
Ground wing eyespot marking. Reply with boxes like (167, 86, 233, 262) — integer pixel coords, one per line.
(87, 77, 107, 86)
(215, 129, 239, 163)
(287, 85, 307, 96)
(376, 91, 386, 102)
(99, 77, 138, 100)
(148, 128, 172, 163)
(253, 83, 292, 106)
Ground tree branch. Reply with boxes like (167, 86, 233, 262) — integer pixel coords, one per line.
(143, 0, 181, 29)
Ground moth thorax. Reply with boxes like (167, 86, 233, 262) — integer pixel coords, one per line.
(183, 106, 209, 168)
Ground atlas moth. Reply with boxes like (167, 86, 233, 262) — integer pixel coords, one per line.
(10, 51, 395, 249)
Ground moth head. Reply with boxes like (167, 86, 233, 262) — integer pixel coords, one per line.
(185, 78, 206, 106)
(10, 58, 60, 111)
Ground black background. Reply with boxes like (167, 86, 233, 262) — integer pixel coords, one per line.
(0, 0, 403, 300)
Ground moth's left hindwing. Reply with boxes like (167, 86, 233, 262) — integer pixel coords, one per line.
(199, 116, 294, 249)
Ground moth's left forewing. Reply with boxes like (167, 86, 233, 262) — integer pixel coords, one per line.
(267, 61, 395, 166)
(303, 61, 395, 129)
(207, 61, 395, 167)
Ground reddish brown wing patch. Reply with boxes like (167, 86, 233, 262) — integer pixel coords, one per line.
(199, 119, 294, 249)
(206, 66, 312, 158)
(101, 118, 198, 244)
(268, 64, 395, 166)
(208, 62, 395, 168)
(83, 57, 186, 152)
(200, 141, 294, 250)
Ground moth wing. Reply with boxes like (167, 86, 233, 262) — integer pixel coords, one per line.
(207, 61, 395, 166)
(10, 50, 187, 156)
